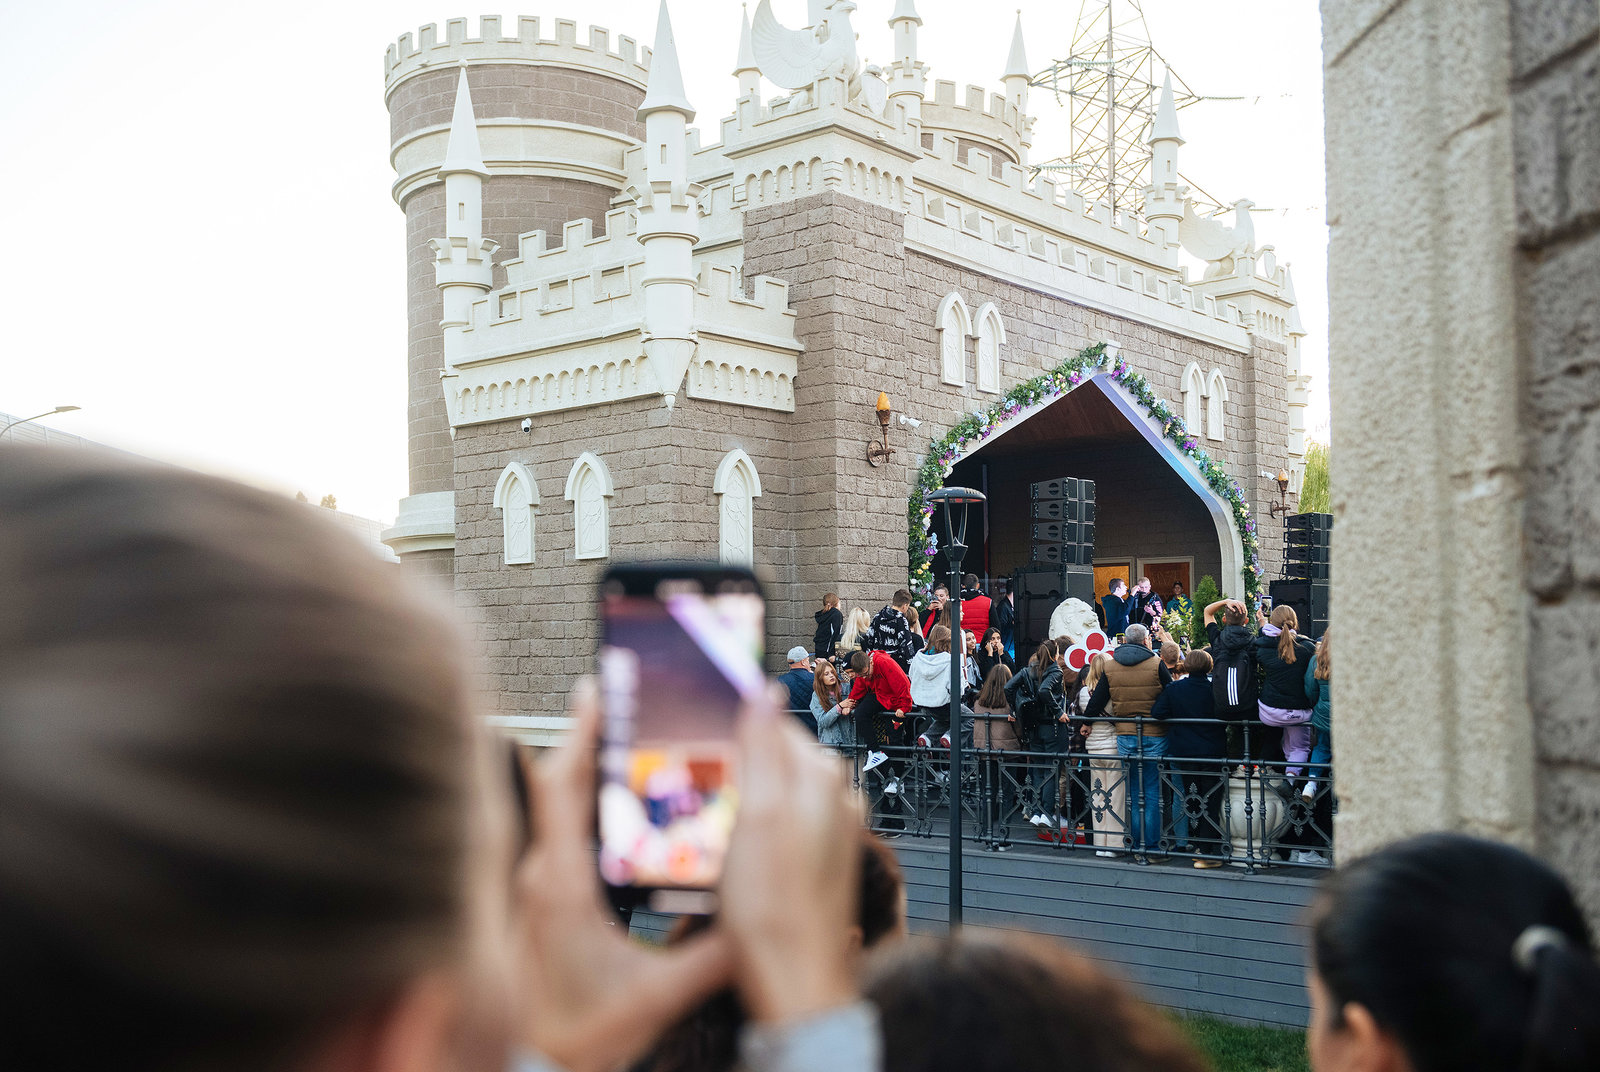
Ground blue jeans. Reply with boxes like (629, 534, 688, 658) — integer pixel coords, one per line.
(1029, 721, 1072, 818)
(1117, 734, 1169, 852)
(1308, 727, 1332, 782)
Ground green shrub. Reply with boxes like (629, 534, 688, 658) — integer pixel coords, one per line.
(1191, 574, 1221, 648)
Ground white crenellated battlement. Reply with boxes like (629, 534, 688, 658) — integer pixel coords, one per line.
(918, 80, 1034, 163)
(384, 16, 651, 98)
(915, 132, 1173, 269)
(928, 81, 1026, 130)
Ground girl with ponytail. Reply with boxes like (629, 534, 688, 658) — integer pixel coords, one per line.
(1308, 833, 1600, 1072)
(1251, 605, 1318, 787)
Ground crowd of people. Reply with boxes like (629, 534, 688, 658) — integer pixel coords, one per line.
(778, 576, 1333, 864)
(4, 450, 1598, 1072)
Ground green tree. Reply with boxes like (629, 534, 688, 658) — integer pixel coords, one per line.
(1299, 440, 1330, 514)
(1190, 574, 1221, 648)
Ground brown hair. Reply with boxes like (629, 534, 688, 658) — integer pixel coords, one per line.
(866, 932, 1208, 1072)
(927, 625, 952, 654)
(849, 649, 873, 674)
(1270, 604, 1301, 663)
(822, 591, 839, 608)
(976, 663, 1012, 709)
(1183, 649, 1213, 676)
(892, 588, 914, 608)
(1314, 626, 1332, 681)
(653, 832, 905, 1072)
(0, 450, 474, 1071)
(1222, 602, 1248, 627)
(1029, 638, 1062, 672)
(1159, 640, 1182, 666)
(813, 659, 842, 707)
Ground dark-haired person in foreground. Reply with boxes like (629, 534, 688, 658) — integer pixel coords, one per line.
(1307, 833, 1600, 1072)
(0, 449, 875, 1072)
(866, 932, 1208, 1072)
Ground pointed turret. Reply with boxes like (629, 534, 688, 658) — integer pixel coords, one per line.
(1003, 12, 1029, 93)
(638, 0, 695, 121)
(1142, 70, 1186, 251)
(430, 66, 498, 335)
(441, 66, 490, 180)
(635, 1, 700, 410)
(734, 4, 761, 101)
(887, 0, 927, 121)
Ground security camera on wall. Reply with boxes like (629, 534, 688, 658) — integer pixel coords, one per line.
(521, 418, 533, 433)
(899, 414, 922, 429)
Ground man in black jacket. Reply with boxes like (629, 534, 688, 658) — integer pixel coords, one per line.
(1152, 649, 1227, 867)
(868, 589, 924, 670)
(1203, 598, 1279, 764)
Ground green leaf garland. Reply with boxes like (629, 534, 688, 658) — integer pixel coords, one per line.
(906, 341, 1265, 607)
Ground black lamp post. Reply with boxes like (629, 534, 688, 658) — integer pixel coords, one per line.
(925, 485, 985, 928)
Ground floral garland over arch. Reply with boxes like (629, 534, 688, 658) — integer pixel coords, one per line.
(907, 341, 1265, 606)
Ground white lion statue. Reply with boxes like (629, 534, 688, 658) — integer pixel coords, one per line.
(1047, 598, 1101, 647)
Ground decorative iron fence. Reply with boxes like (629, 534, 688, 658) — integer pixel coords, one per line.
(796, 712, 1334, 871)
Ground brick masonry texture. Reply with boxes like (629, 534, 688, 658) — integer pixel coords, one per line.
(1511, 0, 1600, 919)
(391, 63, 641, 497)
(446, 197, 1296, 718)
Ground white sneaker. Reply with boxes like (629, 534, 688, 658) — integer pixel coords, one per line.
(932, 770, 948, 787)
(940, 734, 951, 748)
(863, 750, 888, 772)
(1302, 780, 1318, 800)
(884, 778, 900, 796)
(1029, 813, 1051, 828)
(917, 734, 932, 748)
(1095, 850, 1117, 858)
(1300, 850, 1329, 865)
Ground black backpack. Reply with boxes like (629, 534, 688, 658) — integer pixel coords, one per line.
(1011, 667, 1049, 729)
(1212, 642, 1259, 719)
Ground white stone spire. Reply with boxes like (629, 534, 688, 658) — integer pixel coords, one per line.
(431, 66, 498, 337)
(1002, 12, 1029, 112)
(734, 4, 760, 101)
(635, 0, 701, 410)
(887, 0, 927, 121)
(1150, 70, 1184, 147)
(639, 0, 695, 120)
(440, 66, 490, 180)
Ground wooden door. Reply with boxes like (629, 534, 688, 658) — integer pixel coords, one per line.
(1139, 559, 1193, 605)
(1093, 562, 1133, 600)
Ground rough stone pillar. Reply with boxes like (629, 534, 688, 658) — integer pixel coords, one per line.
(1323, 0, 1600, 921)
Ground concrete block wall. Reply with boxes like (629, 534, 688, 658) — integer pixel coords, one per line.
(1509, 0, 1600, 920)
(1324, 0, 1600, 923)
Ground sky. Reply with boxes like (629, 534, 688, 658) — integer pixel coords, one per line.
(0, 0, 1327, 523)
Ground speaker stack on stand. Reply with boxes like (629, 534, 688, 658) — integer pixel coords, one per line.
(1270, 512, 1332, 639)
(1012, 478, 1096, 653)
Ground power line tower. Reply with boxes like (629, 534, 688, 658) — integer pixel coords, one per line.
(1031, 0, 1233, 216)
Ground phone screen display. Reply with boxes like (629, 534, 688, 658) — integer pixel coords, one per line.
(598, 579, 765, 891)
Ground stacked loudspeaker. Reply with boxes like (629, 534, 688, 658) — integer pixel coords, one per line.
(1012, 478, 1097, 653)
(1269, 512, 1332, 639)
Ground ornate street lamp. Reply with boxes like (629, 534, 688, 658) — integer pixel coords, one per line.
(0, 405, 81, 440)
(925, 485, 985, 927)
(1267, 469, 1292, 519)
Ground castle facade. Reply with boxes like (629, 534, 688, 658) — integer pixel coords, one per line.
(380, 2, 1311, 736)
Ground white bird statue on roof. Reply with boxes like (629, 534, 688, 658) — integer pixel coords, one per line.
(1180, 198, 1257, 278)
(751, 0, 861, 98)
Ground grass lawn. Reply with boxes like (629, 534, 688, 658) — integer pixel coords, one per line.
(1178, 1016, 1310, 1072)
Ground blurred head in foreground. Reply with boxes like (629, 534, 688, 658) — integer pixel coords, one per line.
(1308, 833, 1600, 1072)
(865, 931, 1208, 1072)
(0, 450, 515, 1071)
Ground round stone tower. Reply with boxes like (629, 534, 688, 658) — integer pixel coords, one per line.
(382, 16, 650, 576)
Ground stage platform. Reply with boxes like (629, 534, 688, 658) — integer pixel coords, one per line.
(629, 835, 1321, 1029)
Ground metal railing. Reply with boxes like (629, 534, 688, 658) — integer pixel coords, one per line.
(798, 711, 1335, 871)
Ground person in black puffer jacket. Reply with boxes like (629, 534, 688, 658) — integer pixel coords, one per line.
(1005, 639, 1068, 832)
(1204, 599, 1274, 765)
(1253, 605, 1317, 780)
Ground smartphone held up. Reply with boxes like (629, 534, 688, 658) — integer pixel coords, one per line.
(596, 563, 766, 914)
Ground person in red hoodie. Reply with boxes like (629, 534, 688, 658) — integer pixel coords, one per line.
(958, 574, 992, 641)
(842, 649, 911, 760)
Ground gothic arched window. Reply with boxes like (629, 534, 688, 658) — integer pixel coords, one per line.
(564, 452, 614, 560)
(713, 449, 763, 567)
(1206, 369, 1229, 442)
(936, 291, 972, 387)
(1181, 361, 1206, 437)
(973, 302, 1004, 394)
(492, 461, 539, 565)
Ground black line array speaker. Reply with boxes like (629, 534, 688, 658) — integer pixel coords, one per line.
(1030, 477, 1096, 568)
(1012, 566, 1097, 654)
(1269, 579, 1330, 640)
(1284, 511, 1333, 583)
